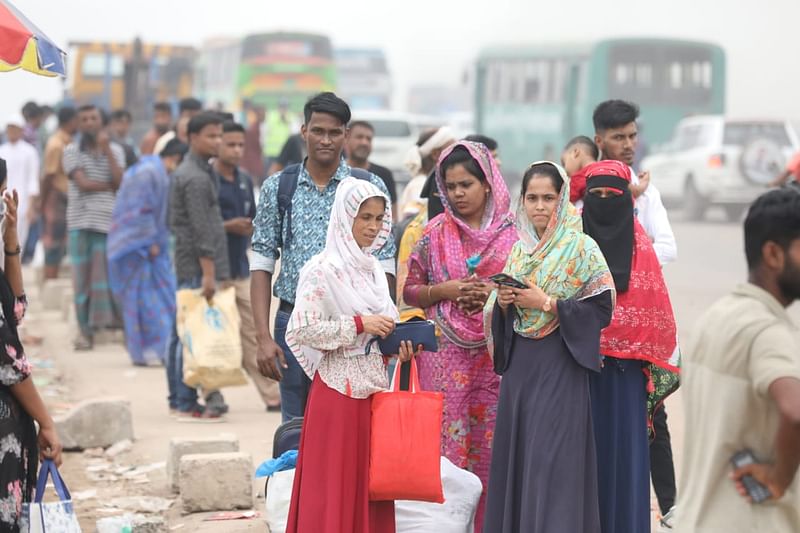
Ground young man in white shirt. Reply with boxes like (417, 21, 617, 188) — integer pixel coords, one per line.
(594, 100, 677, 266)
(593, 99, 678, 529)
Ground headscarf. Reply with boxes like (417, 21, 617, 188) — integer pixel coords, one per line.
(581, 161, 635, 292)
(286, 177, 398, 378)
(417, 140, 516, 348)
(108, 155, 172, 261)
(403, 126, 456, 176)
(486, 162, 615, 340)
(581, 161, 679, 372)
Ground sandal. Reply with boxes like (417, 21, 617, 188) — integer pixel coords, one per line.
(73, 334, 93, 351)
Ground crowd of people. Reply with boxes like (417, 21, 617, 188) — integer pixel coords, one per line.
(0, 90, 797, 532)
(253, 93, 798, 533)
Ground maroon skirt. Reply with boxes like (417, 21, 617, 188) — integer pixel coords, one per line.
(286, 374, 396, 533)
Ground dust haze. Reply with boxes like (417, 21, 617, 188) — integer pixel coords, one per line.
(1, 0, 797, 121)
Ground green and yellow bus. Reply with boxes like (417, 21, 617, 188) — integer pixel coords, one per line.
(475, 38, 726, 176)
(238, 32, 336, 113)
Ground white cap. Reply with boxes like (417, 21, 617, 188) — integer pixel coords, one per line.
(4, 113, 25, 128)
(153, 131, 176, 156)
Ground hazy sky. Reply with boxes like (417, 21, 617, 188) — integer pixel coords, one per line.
(1, 0, 798, 123)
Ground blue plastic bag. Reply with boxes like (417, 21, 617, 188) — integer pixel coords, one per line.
(255, 450, 298, 478)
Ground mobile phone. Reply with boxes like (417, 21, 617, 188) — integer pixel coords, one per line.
(730, 449, 772, 503)
(489, 273, 529, 290)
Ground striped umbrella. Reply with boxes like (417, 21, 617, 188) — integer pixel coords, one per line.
(0, 0, 66, 77)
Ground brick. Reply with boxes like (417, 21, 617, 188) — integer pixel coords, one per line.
(167, 434, 239, 492)
(179, 452, 253, 512)
(55, 398, 134, 450)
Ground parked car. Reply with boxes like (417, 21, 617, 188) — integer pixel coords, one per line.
(642, 116, 799, 220)
(351, 111, 443, 186)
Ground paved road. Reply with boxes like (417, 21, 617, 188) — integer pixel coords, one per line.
(29, 209, 788, 531)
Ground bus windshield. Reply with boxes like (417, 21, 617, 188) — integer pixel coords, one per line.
(241, 34, 332, 62)
(80, 53, 124, 78)
(334, 49, 391, 110)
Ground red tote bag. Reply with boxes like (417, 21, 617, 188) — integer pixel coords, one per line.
(369, 358, 444, 503)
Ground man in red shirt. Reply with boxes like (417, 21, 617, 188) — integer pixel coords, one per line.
(770, 151, 800, 187)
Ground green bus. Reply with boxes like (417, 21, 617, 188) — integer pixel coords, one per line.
(475, 38, 726, 177)
(237, 32, 336, 113)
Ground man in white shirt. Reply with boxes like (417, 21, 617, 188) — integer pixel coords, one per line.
(0, 114, 40, 248)
(593, 99, 679, 528)
(593, 100, 677, 265)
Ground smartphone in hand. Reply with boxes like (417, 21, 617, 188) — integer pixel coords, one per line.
(489, 273, 529, 290)
(730, 449, 772, 504)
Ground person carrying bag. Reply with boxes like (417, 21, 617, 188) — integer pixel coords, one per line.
(176, 285, 247, 390)
(21, 459, 81, 533)
(284, 177, 421, 533)
(370, 357, 444, 503)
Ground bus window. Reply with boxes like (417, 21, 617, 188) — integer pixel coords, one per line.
(551, 60, 569, 103)
(608, 43, 714, 106)
(487, 59, 569, 105)
(81, 53, 124, 78)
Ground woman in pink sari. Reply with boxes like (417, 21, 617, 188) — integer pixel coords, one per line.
(403, 141, 516, 531)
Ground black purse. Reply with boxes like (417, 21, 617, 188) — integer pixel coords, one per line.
(365, 319, 438, 355)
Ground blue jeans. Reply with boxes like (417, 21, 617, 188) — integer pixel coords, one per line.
(274, 310, 311, 422)
(166, 279, 201, 411)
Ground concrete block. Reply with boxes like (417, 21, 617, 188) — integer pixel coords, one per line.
(97, 514, 167, 533)
(167, 434, 239, 492)
(132, 516, 168, 533)
(40, 278, 72, 311)
(179, 452, 253, 512)
(55, 397, 134, 450)
(61, 289, 74, 322)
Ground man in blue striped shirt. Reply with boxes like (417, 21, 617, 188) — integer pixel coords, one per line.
(250, 93, 396, 421)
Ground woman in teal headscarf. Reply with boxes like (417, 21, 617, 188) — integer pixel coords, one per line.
(482, 161, 615, 533)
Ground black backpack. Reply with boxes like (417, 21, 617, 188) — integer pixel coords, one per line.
(272, 416, 304, 458)
(276, 164, 373, 248)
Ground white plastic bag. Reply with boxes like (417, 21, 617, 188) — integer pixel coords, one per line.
(395, 457, 483, 533)
(265, 468, 295, 533)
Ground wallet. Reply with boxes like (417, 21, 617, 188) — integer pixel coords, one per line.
(366, 319, 439, 355)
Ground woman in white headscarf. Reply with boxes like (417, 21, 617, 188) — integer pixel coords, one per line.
(284, 177, 415, 533)
(398, 126, 456, 220)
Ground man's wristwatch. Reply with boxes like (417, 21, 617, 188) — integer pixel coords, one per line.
(542, 296, 552, 313)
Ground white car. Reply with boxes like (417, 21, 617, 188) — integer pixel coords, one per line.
(642, 115, 799, 220)
(351, 111, 443, 186)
